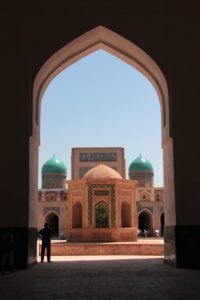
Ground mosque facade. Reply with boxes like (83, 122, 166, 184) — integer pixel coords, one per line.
(38, 148, 164, 240)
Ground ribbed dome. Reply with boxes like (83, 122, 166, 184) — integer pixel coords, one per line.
(83, 164, 122, 179)
(129, 154, 154, 173)
(42, 155, 67, 175)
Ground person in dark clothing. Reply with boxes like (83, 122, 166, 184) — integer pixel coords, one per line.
(1, 229, 15, 275)
(38, 223, 52, 263)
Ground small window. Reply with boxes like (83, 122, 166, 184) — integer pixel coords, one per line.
(156, 194, 160, 201)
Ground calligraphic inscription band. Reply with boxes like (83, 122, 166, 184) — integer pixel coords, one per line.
(80, 153, 117, 161)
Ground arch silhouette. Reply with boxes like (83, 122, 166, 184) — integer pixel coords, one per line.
(33, 26, 169, 141)
(30, 26, 175, 236)
(45, 211, 59, 235)
(138, 209, 153, 236)
(95, 201, 109, 228)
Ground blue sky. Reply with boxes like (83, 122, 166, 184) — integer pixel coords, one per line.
(39, 50, 163, 187)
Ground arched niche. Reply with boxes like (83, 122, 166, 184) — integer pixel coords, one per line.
(95, 202, 109, 228)
(140, 192, 151, 201)
(45, 211, 59, 236)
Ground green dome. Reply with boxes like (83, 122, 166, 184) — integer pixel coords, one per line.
(42, 155, 67, 175)
(129, 154, 154, 173)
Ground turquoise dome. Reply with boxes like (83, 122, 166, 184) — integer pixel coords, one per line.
(129, 154, 154, 173)
(42, 155, 67, 174)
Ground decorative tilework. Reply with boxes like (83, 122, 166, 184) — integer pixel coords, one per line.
(44, 207, 60, 216)
(88, 184, 115, 226)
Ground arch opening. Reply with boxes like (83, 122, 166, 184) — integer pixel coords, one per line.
(45, 212, 59, 236)
(95, 202, 109, 228)
(33, 26, 170, 141)
(30, 26, 176, 262)
(139, 210, 153, 236)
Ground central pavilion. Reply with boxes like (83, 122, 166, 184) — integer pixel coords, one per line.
(66, 164, 138, 242)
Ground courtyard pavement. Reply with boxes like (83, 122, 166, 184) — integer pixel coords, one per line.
(1, 255, 200, 300)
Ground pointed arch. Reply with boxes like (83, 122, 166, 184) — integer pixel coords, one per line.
(44, 211, 59, 236)
(33, 26, 169, 143)
(138, 209, 153, 236)
(30, 25, 175, 238)
(95, 201, 109, 228)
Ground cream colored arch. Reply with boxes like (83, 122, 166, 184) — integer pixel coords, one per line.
(29, 26, 175, 229)
(139, 208, 154, 218)
(160, 211, 165, 219)
(33, 26, 169, 144)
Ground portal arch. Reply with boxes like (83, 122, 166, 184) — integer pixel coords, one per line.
(45, 211, 59, 236)
(138, 209, 153, 236)
(30, 26, 175, 260)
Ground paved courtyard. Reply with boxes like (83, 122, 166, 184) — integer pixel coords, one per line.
(1, 255, 200, 300)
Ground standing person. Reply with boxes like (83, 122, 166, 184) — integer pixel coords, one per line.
(38, 223, 52, 263)
(1, 229, 15, 275)
(143, 229, 148, 237)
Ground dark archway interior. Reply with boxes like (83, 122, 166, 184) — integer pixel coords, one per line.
(161, 213, 165, 236)
(45, 213, 59, 236)
(139, 211, 152, 236)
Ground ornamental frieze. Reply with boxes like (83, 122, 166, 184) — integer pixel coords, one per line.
(44, 207, 60, 216)
(80, 152, 117, 162)
(137, 207, 153, 214)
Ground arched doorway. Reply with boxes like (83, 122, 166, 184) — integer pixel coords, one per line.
(139, 210, 153, 236)
(72, 202, 82, 228)
(160, 212, 165, 236)
(121, 202, 131, 227)
(31, 26, 174, 264)
(45, 212, 59, 236)
(95, 202, 109, 228)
